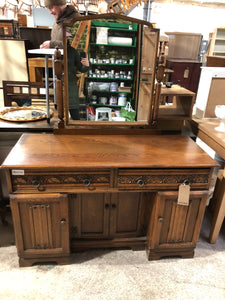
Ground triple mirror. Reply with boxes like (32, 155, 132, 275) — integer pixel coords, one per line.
(61, 13, 159, 128)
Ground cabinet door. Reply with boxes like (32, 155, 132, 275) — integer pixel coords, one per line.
(147, 190, 208, 260)
(70, 192, 145, 239)
(109, 192, 144, 238)
(10, 193, 70, 258)
(70, 193, 110, 238)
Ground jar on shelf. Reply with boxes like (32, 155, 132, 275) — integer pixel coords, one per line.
(118, 94, 127, 106)
(110, 82, 118, 92)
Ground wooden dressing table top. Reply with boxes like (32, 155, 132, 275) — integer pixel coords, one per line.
(161, 84, 195, 96)
(191, 118, 225, 160)
(2, 134, 217, 170)
(198, 121, 225, 157)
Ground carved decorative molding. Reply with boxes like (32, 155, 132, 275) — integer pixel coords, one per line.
(118, 174, 209, 185)
(12, 174, 110, 188)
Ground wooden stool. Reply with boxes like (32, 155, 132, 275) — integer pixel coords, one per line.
(95, 107, 112, 121)
(28, 57, 53, 82)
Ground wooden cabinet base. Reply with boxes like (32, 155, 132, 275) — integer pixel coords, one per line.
(19, 255, 70, 267)
(147, 247, 194, 261)
(71, 237, 146, 253)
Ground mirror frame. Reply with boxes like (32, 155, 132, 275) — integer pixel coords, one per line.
(59, 13, 159, 129)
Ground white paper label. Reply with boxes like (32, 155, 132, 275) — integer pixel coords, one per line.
(12, 170, 24, 176)
(177, 184, 190, 206)
(183, 68, 189, 78)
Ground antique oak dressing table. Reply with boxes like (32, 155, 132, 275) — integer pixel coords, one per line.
(2, 133, 216, 266)
(1, 14, 217, 267)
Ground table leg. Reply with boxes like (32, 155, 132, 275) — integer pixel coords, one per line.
(209, 169, 225, 243)
(28, 66, 36, 82)
(52, 54, 57, 107)
(44, 54, 50, 124)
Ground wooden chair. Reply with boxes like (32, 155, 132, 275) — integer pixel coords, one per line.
(107, 0, 125, 14)
(5, 0, 18, 18)
(18, 0, 32, 16)
(0, 0, 7, 15)
(3, 81, 54, 108)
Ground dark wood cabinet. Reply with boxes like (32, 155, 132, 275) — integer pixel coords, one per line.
(10, 193, 70, 267)
(147, 190, 208, 260)
(166, 59, 202, 93)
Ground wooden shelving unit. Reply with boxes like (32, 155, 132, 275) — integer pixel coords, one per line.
(208, 27, 225, 57)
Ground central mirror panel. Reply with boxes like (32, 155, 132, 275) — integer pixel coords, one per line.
(63, 13, 159, 127)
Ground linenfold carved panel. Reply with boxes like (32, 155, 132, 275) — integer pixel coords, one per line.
(28, 204, 54, 249)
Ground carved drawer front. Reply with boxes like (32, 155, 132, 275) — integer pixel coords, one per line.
(117, 168, 211, 190)
(11, 169, 111, 193)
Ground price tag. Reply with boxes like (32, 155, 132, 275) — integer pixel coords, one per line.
(183, 68, 189, 78)
(177, 184, 190, 206)
(12, 169, 24, 175)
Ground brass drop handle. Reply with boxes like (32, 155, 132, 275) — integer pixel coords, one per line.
(32, 179, 40, 188)
(61, 219, 66, 225)
(183, 179, 190, 186)
(83, 178, 91, 187)
(137, 177, 145, 188)
(32, 179, 45, 191)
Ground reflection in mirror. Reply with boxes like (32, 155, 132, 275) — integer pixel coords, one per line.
(63, 14, 159, 127)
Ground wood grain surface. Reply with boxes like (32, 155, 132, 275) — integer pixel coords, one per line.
(1, 133, 217, 170)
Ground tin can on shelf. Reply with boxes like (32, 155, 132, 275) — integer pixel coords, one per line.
(109, 96, 117, 105)
(115, 110, 121, 117)
(110, 82, 118, 92)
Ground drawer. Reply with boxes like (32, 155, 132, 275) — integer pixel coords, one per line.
(117, 168, 211, 190)
(11, 169, 111, 193)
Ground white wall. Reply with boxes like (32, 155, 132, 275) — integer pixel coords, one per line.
(129, 3, 225, 40)
(7, 3, 223, 40)
(33, 8, 54, 27)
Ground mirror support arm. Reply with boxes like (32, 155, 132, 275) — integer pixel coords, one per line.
(54, 47, 64, 129)
(152, 64, 165, 126)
